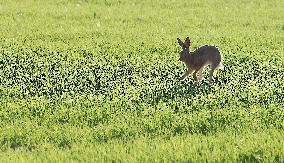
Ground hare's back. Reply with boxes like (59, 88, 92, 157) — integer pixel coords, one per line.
(194, 45, 221, 64)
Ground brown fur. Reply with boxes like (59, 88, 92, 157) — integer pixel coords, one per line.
(177, 37, 224, 83)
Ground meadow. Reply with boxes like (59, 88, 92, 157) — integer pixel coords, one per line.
(0, 0, 283, 162)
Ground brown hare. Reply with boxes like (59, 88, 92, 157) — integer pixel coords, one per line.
(177, 37, 224, 83)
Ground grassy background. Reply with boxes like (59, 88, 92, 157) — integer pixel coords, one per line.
(0, 0, 283, 162)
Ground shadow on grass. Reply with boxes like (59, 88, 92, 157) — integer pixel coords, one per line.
(146, 78, 222, 106)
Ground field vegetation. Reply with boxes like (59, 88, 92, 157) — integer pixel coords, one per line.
(0, 0, 283, 162)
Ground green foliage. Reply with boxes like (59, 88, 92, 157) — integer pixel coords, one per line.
(0, 0, 283, 162)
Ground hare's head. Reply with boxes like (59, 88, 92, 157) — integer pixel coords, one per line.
(177, 37, 190, 62)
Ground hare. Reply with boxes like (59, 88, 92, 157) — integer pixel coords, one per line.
(177, 37, 224, 83)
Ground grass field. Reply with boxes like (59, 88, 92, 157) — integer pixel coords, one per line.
(0, 0, 284, 162)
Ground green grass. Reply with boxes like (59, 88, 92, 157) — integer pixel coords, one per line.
(0, 0, 283, 162)
(1, 131, 284, 162)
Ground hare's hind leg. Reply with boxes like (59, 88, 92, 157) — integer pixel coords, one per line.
(213, 69, 219, 77)
(209, 62, 224, 83)
(209, 65, 219, 83)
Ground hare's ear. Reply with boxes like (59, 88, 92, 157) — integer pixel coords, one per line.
(184, 37, 190, 49)
(177, 38, 184, 48)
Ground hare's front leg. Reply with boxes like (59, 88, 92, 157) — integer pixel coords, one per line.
(197, 67, 204, 81)
(209, 69, 214, 84)
(179, 69, 193, 80)
(192, 67, 204, 82)
(193, 71, 198, 81)
(192, 71, 200, 85)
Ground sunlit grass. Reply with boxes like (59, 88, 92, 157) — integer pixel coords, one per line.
(0, 0, 283, 161)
